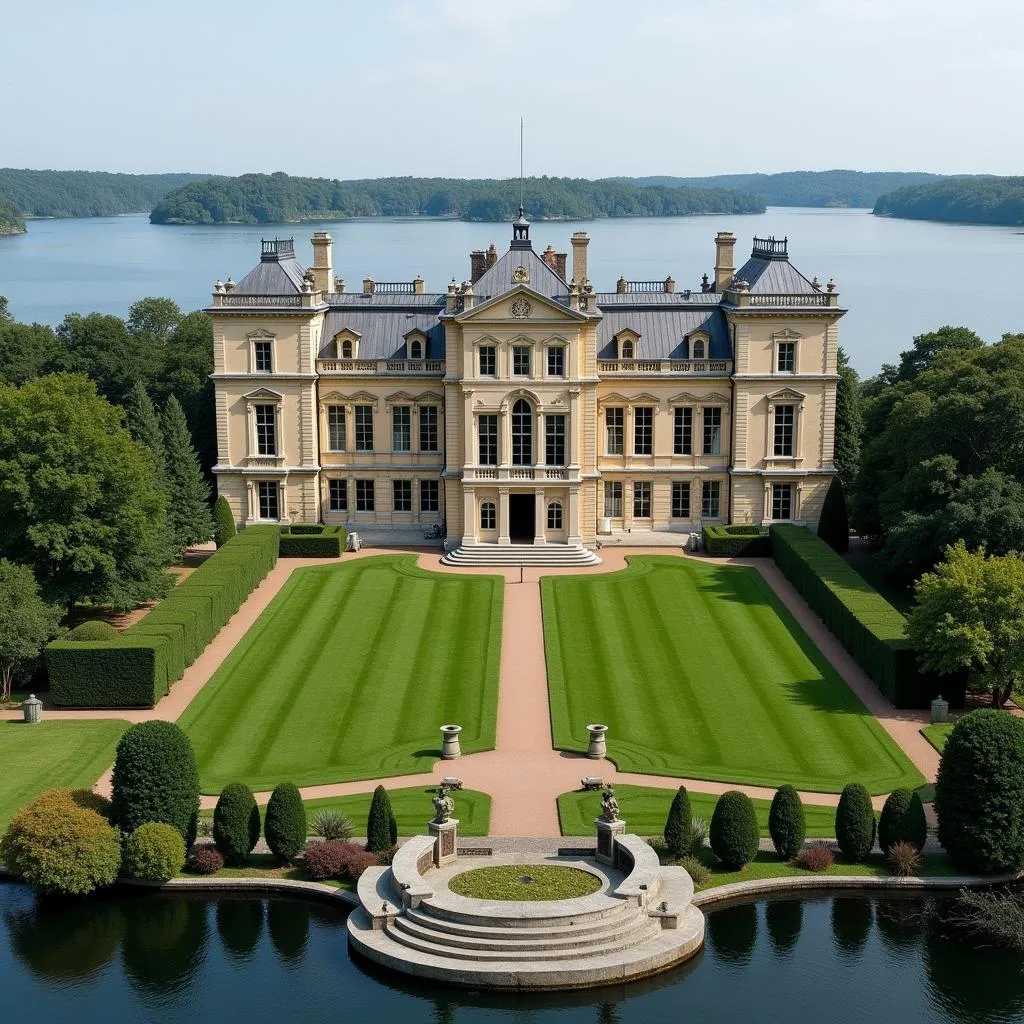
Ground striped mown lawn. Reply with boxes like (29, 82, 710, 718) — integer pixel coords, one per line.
(542, 556, 923, 794)
(179, 556, 503, 793)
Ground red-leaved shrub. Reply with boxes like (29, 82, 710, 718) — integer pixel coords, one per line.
(796, 840, 834, 872)
(186, 845, 224, 875)
(304, 840, 379, 882)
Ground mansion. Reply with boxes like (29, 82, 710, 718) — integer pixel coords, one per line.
(208, 214, 845, 556)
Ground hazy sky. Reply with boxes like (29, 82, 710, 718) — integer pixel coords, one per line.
(5, 0, 1022, 178)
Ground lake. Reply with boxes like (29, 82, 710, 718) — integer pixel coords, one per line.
(1, 209, 1022, 373)
(2, 884, 1023, 1024)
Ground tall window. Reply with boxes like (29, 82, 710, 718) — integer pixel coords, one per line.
(511, 399, 532, 465)
(774, 405, 795, 457)
(772, 483, 793, 521)
(547, 346, 564, 378)
(620, 339, 634, 359)
(480, 501, 496, 530)
(634, 407, 653, 455)
(547, 502, 563, 530)
(392, 406, 411, 452)
(512, 345, 531, 377)
(633, 481, 651, 518)
(674, 407, 693, 455)
(420, 479, 439, 514)
(355, 479, 374, 512)
(327, 406, 346, 452)
(702, 407, 722, 455)
(671, 481, 691, 519)
(254, 404, 277, 456)
(409, 339, 423, 360)
(341, 339, 353, 359)
(419, 406, 439, 453)
(604, 481, 623, 518)
(692, 339, 705, 359)
(479, 345, 496, 376)
(393, 480, 412, 512)
(254, 340, 273, 373)
(355, 406, 374, 452)
(257, 481, 279, 520)
(328, 479, 347, 512)
(777, 341, 796, 372)
(605, 408, 624, 455)
(545, 415, 566, 466)
(478, 415, 498, 465)
(701, 480, 720, 518)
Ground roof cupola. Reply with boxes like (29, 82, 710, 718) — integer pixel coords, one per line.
(511, 205, 531, 250)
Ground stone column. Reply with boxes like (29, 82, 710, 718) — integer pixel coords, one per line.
(462, 389, 474, 468)
(498, 487, 510, 545)
(462, 487, 476, 545)
(429, 817, 459, 867)
(595, 816, 626, 866)
(568, 488, 582, 544)
(279, 480, 289, 523)
(246, 480, 256, 524)
(534, 487, 546, 544)
(568, 388, 580, 467)
(535, 409, 545, 466)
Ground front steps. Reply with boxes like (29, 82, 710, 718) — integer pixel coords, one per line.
(441, 543, 600, 568)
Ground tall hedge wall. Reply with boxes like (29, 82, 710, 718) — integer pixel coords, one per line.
(278, 524, 345, 557)
(703, 525, 772, 557)
(770, 525, 965, 709)
(46, 526, 279, 708)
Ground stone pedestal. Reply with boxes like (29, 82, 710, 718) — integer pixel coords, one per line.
(586, 724, 608, 759)
(429, 817, 459, 867)
(595, 816, 625, 866)
(441, 724, 462, 759)
(931, 696, 949, 724)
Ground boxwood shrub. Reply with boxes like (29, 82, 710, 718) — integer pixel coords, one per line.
(770, 524, 965, 709)
(65, 620, 120, 641)
(710, 790, 759, 869)
(768, 785, 807, 860)
(279, 525, 345, 557)
(123, 822, 187, 881)
(265, 783, 307, 863)
(703, 524, 772, 557)
(45, 526, 279, 708)
(664, 785, 693, 860)
(877, 788, 927, 853)
(835, 783, 876, 862)
(213, 783, 261, 865)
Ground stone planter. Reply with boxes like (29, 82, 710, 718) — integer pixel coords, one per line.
(440, 724, 462, 759)
(586, 724, 608, 759)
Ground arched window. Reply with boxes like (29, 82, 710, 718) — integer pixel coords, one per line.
(409, 339, 423, 360)
(511, 398, 532, 465)
(480, 501, 496, 530)
(692, 338, 705, 359)
(341, 339, 353, 359)
(547, 501, 563, 530)
(621, 339, 634, 360)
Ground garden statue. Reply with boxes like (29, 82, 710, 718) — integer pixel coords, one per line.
(600, 786, 620, 822)
(432, 784, 455, 824)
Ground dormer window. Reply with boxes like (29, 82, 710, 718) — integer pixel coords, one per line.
(621, 340, 634, 360)
(341, 340, 353, 359)
(692, 338, 705, 359)
(615, 330, 639, 360)
(409, 339, 423, 360)
(334, 330, 359, 360)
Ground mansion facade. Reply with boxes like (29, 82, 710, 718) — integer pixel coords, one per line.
(208, 214, 845, 554)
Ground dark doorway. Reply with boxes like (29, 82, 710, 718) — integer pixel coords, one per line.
(509, 494, 535, 543)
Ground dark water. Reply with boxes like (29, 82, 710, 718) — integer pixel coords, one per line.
(2, 883, 1023, 1023)
(2, 209, 1023, 373)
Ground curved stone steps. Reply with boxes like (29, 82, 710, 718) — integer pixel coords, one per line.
(403, 902, 635, 941)
(441, 543, 600, 568)
(420, 896, 628, 929)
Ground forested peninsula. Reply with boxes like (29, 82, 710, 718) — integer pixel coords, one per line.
(873, 177, 1024, 226)
(0, 169, 207, 218)
(0, 197, 26, 235)
(149, 172, 765, 225)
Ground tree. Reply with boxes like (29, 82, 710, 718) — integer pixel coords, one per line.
(894, 326, 984, 383)
(0, 317, 57, 386)
(663, 785, 692, 860)
(0, 374, 172, 611)
(128, 297, 182, 346)
(835, 783, 876, 862)
(908, 542, 1024, 707)
(213, 783, 260, 866)
(213, 495, 236, 548)
(833, 346, 862, 490)
(878, 789, 927, 854)
(768, 785, 806, 860)
(122, 381, 166, 485)
(0, 560, 63, 702)
(366, 785, 398, 854)
(264, 783, 306, 863)
(161, 395, 213, 557)
(817, 477, 850, 553)
(709, 791, 759, 869)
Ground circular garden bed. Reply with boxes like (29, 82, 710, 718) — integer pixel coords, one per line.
(447, 864, 602, 901)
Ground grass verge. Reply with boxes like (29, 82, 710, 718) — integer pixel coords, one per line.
(448, 864, 602, 901)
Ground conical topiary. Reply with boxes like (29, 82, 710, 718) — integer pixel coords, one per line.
(664, 785, 692, 860)
(264, 783, 306, 863)
(213, 494, 236, 548)
(366, 785, 397, 854)
(878, 788, 927, 854)
(835, 783, 876, 862)
(213, 783, 261, 866)
(710, 791, 759, 870)
(817, 476, 850, 553)
(768, 785, 806, 860)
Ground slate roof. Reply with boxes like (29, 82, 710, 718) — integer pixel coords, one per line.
(732, 254, 817, 294)
(321, 306, 445, 360)
(596, 308, 731, 361)
(593, 291, 721, 307)
(473, 247, 568, 302)
(232, 255, 306, 295)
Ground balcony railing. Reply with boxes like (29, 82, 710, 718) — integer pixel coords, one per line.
(317, 358, 445, 375)
(597, 359, 731, 374)
(221, 294, 303, 307)
(464, 466, 574, 483)
(746, 293, 831, 307)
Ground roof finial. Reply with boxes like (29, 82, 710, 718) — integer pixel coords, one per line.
(519, 116, 524, 213)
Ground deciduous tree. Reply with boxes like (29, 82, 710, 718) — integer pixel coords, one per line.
(0, 560, 63, 702)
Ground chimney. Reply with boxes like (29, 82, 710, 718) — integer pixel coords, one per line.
(446, 279, 458, 312)
(553, 252, 567, 279)
(570, 231, 589, 286)
(714, 231, 736, 292)
(310, 232, 333, 293)
(485, 243, 498, 269)
(542, 244, 557, 271)
(413, 276, 425, 294)
(470, 250, 487, 284)
(461, 281, 474, 310)
(362, 278, 375, 294)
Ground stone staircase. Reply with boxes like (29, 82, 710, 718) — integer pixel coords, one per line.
(441, 543, 600, 568)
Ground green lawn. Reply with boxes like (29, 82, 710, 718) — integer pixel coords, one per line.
(542, 556, 923, 794)
(179, 556, 503, 793)
(0, 720, 128, 826)
(921, 722, 954, 753)
(557, 785, 839, 838)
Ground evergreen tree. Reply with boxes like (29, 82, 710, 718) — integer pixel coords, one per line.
(162, 395, 213, 558)
(663, 786, 692, 860)
(366, 785, 397, 854)
(834, 346, 862, 491)
(123, 381, 165, 486)
(817, 477, 850, 553)
(213, 495, 236, 548)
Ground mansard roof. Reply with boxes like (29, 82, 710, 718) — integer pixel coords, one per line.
(473, 246, 568, 302)
(596, 308, 730, 361)
(233, 240, 307, 295)
(321, 306, 445, 360)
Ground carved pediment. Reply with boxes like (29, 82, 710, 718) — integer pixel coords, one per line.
(412, 390, 443, 404)
(403, 328, 427, 342)
(242, 386, 284, 402)
(772, 328, 802, 341)
(613, 327, 640, 342)
(456, 285, 587, 324)
(332, 328, 362, 341)
(385, 390, 416, 405)
(246, 328, 276, 340)
(668, 391, 703, 405)
(702, 391, 731, 405)
(767, 387, 806, 403)
(597, 392, 631, 407)
(318, 389, 379, 406)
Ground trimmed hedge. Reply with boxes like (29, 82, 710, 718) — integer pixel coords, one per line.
(703, 524, 772, 557)
(46, 526, 279, 708)
(770, 525, 965, 709)
(65, 620, 120, 641)
(279, 524, 345, 558)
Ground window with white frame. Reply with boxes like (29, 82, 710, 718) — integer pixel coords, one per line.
(512, 345, 531, 377)
(254, 340, 273, 373)
(393, 479, 412, 512)
(409, 338, 423, 360)
(257, 481, 279, 520)
(702, 407, 722, 455)
(341, 339, 353, 359)
(254, 404, 277, 456)
(547, 501, 563, 530)
(620, 339, 634, 359)
(478, 415, 498, 465)
(355, 406, 374, 452)
(777, 341, 796, 373)
(392, 405, 411, 452)
(671, 481, 691, 519)
(634, 407, 653, 455)
(633, 481, 651, 518)
(479, 345, 496, 376)
(355, 479, 374, 512)
(604, 480, 623, 518)
(547, 346, 564, 378)
(773, 404, 795, 457)
(771, 482, 794, 521)
(605, 407, 624, 455)
(420, 479, 439, 514)
(327, 406, 346, 451)
(692, 338, 705, 359)
(701, 480, 721, 518)
(545, 414, 566, 466)
(419, 406, 439, 452)
(674, 407, 693, 455)
(480, 501, 496, 530)
(328, 479, 347, 512)
(511, 399, 532, 465)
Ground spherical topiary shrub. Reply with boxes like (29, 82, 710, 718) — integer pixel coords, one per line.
(1, 789, 121, 895)
(265, 783, 306, 863)
(213, 783, 260, 866)
(878, 788, 928, 854)
(935, 709, 1024, 874)
(710, 791, 759, 870)
(65, 619, 120, 642)
(111, 721, 200, 846)
(366, 785, 397, 855)
(835, 783, 876, 862)
(664, 785, 693, 860)
(123, 822, 186, 881)
(768, 785, 807, 860)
